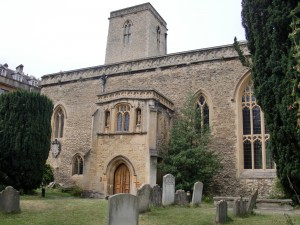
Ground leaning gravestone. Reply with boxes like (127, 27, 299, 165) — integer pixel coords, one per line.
(215, 200, 227, 224)
(191, 181, 203, 206)
(162, 174, 175, 206)
(151, 184, 162, 207)
(0, 186, 21, 213)
(175, 189, 188, 205)
(247, 189, 258, 213)
(108, 194, 138, 225)
(137, 184, 152, 213)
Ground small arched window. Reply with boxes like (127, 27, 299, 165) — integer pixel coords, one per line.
(123, 21, 132, 44)
(136, 108, 142, 125)
(196, 95, 209, 129)
(54, 107, 65, 138)
(156, 26, 161, 48)
(72, 154, 83, 175)
(116, 104, 130, 132)
(242, 80, 274, 169)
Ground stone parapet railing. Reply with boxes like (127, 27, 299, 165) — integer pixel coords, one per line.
(41, 43, 249, 87)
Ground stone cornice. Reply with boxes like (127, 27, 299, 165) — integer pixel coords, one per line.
(96, 89, 174, 111)
(41, 43, 249, 87)
(109, 3, 167, 27)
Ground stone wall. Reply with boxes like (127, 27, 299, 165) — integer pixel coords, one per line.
(41, 43, 275, 197)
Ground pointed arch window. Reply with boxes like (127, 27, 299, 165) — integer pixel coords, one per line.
(242, 80, 274, 169)
(123, 21, 132, 44)
(116, 104, 130, 132)
(54, 107, 65, 138)
(157, 26, 161, 48)
(72, 154, 83, 175)
(196, 95, 209, 129)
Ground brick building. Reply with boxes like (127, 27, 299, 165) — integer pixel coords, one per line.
(41, 3, 275, 198)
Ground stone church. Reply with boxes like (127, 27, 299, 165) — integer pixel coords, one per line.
(41, 3, 275, 198)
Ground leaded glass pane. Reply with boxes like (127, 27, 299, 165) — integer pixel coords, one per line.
(254, 140, 262, 169)
(124, 113, 130, 131)
(60, 114, 64, 138)
(242, 107, 251, 135)
(117, 113, 122, 131)
(199, 95, 205, 105)
(244, 140, 252, 169)
(55, 114, 59, 138)
(266, 140, 274, 169)
(252, 106, 261, 134)
(203, 103, 209, 125)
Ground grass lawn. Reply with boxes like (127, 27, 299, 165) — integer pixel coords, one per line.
(0, 189, 299, 225)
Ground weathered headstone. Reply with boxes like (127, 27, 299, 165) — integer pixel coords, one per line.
(175, 189, 188, 205)
(233, 197, 247, 216)
(247, 189, 258, 213)
(108, 194, 138, 225)
(0, 186, 21, 213)
(151, 184, 162, 207)
(162, 174, 175, 206)
(191, 181, 203, 206)
(215, 200, 227, 224)
(137, 184, 152, 213)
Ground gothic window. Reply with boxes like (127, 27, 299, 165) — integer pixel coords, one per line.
(123, 21, 132, 44)
(196, 95, 209, 129)
(157, 26, 161, 48)
(54, 107, 65, 138)
(116, 104, 130, 132)
(72, 154, 83, 175)
(105, 110, 110, 127)
(136, 108, 141, 125)
(242, 80, 274, 169)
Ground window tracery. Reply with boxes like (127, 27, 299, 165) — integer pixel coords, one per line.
(116, 104, 130, 132)
(196, 94, 209, 128)
(123, 21, 132, 44)
(72, 154, 83, 175)
(54, 107, 65, 138)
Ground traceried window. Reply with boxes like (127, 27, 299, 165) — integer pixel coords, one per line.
(54, 107, 65, 138)
(196, 95, 209, 129)
(242, 80, 274, 169)
(72, 154, 83, 175)
(116, 104, 130, 132)
(123, 21, 132, 44)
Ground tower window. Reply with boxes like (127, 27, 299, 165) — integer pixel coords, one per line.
(116, 104, 130, 132)
(123, 21, 132, 44)
(156, 26, 161, 49)
(54, 107, 65, 138)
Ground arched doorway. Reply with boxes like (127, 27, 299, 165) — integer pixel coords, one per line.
(114, 163, 130, 194)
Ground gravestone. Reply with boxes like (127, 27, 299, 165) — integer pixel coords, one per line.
(108, 194, 138, 225)
(175, 189, 188, 205)
(191, 181, 203, 206)
(247, 189, 258, 213)
(151, 184, 162, 207)
(215, 200, 227, 224)
(233, 197, 247, 216)
(162, 174, 175, 206)
(137, 184, 152, 213)
(0, 186, 21, 213)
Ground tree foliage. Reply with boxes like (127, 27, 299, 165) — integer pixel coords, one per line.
(0, 91, 53, 193)
(159, 95, 222, 192)
(241, 0, 300, 202)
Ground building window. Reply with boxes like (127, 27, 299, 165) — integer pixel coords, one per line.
(54, 107, 65, 138)
(116, 104, 130, 132)
(242, 80, 274, 169)
(157, 26, 161, 48)
(196, 95, 209, 129)
(105, 110, 110, 127)
(136, 108, 141, 125)
(72, 154, 83, 175)
(123, 21, 132, 44)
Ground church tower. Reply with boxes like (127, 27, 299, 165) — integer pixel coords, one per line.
(105, 3, 167, 64)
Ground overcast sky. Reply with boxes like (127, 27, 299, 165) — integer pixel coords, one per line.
(0, 0, 245, 78)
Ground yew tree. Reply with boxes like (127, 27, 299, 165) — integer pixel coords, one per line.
(0, 91, 53, 193)
(241, 0, 300, 202)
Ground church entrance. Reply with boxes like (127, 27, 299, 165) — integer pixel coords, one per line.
(113, 163, 130, 194)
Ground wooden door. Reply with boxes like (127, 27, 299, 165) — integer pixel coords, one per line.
(114, 164, 130, 194)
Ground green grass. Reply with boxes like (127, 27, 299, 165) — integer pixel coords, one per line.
(0, 189, 299, 225)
